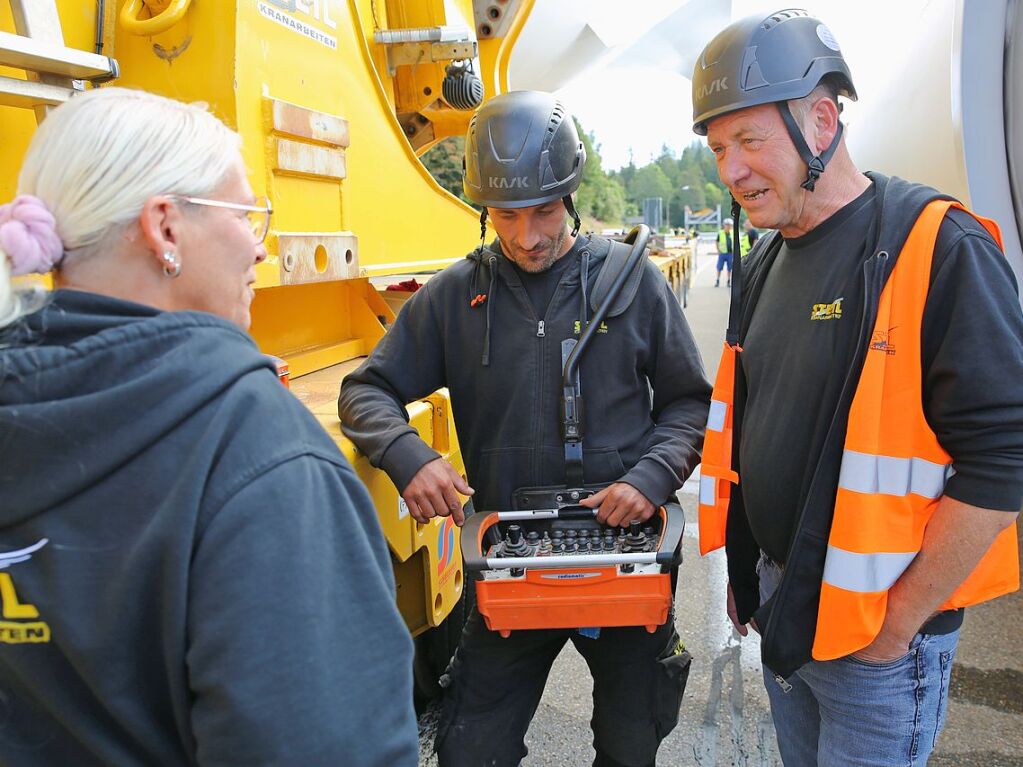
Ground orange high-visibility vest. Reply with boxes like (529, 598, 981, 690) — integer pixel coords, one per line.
(698, 340, 739, 556)
(699, 199, 1020, 659)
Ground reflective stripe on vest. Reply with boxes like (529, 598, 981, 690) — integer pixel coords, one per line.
(813, 200, 1020, 661)
(838, 451, 951, 499)
(697, 342, 739, 555)
(822, 547, 917, 593)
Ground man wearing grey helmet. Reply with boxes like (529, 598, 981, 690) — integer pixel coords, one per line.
(340, 90, 710, 766)
(692, 9, 1023, 766)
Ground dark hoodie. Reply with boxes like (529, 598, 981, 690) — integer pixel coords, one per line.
(338, 234, 711, 513)
(726, 174, 1023, 680)
(0, 290, 418, 766)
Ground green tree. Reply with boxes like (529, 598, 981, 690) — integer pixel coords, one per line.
(680, 142, 721, 193)
(704, 181, 724, 213)
(595, 179, 626, 223)
(420, 136, 471, 205)
(629, 164, 673, 207)
(670, 165, 708, 227)
(615, 154, 637, 190)
(573, 118, 627, 225)
(655, 145, 680, 187)
(699, 146, 719, 186)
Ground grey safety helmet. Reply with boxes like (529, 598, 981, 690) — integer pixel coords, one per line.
(463, 90, 586, 234)
(692, 9, 857, 191)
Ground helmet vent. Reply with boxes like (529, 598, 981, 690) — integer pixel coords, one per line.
(543, 102, 566, 149)
(762, 8, 809, 30)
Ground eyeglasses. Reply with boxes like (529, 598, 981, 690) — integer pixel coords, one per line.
(176, 195, 273, 244)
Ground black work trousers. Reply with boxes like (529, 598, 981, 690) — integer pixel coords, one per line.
(435, 603, 691, 767)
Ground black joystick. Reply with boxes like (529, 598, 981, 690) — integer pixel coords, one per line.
(504, 524, 530, 557)
(624, 521, 647, 553)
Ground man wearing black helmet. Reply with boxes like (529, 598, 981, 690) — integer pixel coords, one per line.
(692, 9, 1023, 766)
(339, 90, 711, 766)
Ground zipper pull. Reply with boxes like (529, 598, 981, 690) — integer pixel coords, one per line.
(537, 320, 546, 338)
(774, 674, 793, 693)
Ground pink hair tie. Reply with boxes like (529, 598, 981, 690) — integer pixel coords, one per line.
(0, 195, 64, 276)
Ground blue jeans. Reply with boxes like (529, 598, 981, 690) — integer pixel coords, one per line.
(758, 558, 959, 766)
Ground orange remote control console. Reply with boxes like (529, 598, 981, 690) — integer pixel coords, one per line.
(461, 495, 684, 637)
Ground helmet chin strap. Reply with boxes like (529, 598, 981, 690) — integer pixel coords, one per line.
(776, 101, 844, 192)
(476, 207, 489, 255)
(562, 195, 582, 237)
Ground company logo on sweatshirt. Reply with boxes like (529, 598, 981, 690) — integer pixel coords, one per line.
(870, 327, 898, 356)
(0, 539, 51, 644)
(810, 297, 844, 321)
(573, 320, 609, 335)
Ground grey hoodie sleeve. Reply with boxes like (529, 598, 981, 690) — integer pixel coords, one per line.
(620, 268, 712, 503)
(339, 286, 447, 492)
(187, 454, 418, 767)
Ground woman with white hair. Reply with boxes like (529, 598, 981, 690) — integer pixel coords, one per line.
(0, 88, 418, 766)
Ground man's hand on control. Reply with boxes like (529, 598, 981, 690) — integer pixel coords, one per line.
(402, 458, 473, 526)
(579, 482, 655, 527)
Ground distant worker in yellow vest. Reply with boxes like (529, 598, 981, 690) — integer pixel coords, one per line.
(715, 220, 751, 287)
(693, 10, 1022, 766)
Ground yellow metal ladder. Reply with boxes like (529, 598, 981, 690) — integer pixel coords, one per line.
(0, 0, 118, 121)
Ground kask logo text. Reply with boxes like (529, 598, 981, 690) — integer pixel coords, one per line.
(488, 177, 531, 189)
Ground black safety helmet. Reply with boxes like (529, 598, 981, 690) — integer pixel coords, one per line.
(692, 9, 857, 191)
(463, 90, 586, 234)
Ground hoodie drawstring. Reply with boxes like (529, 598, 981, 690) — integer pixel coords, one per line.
(469, 256, 482, 305)
(481, 256, 497, 366)
(579, 249, 590, 327)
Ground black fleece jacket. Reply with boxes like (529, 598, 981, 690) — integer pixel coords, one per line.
(339, 235, 711, 513)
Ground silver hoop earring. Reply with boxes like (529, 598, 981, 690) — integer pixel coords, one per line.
(162, 250, 182, 278)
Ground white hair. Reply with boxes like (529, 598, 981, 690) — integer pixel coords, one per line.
(788, 81, 840, 125)
(0, 87, 241, 330)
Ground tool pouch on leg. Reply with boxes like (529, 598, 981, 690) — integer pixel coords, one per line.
(654, 628, 692, 740)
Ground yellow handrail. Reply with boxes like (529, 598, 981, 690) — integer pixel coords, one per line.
(119, 0, 192, 37)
